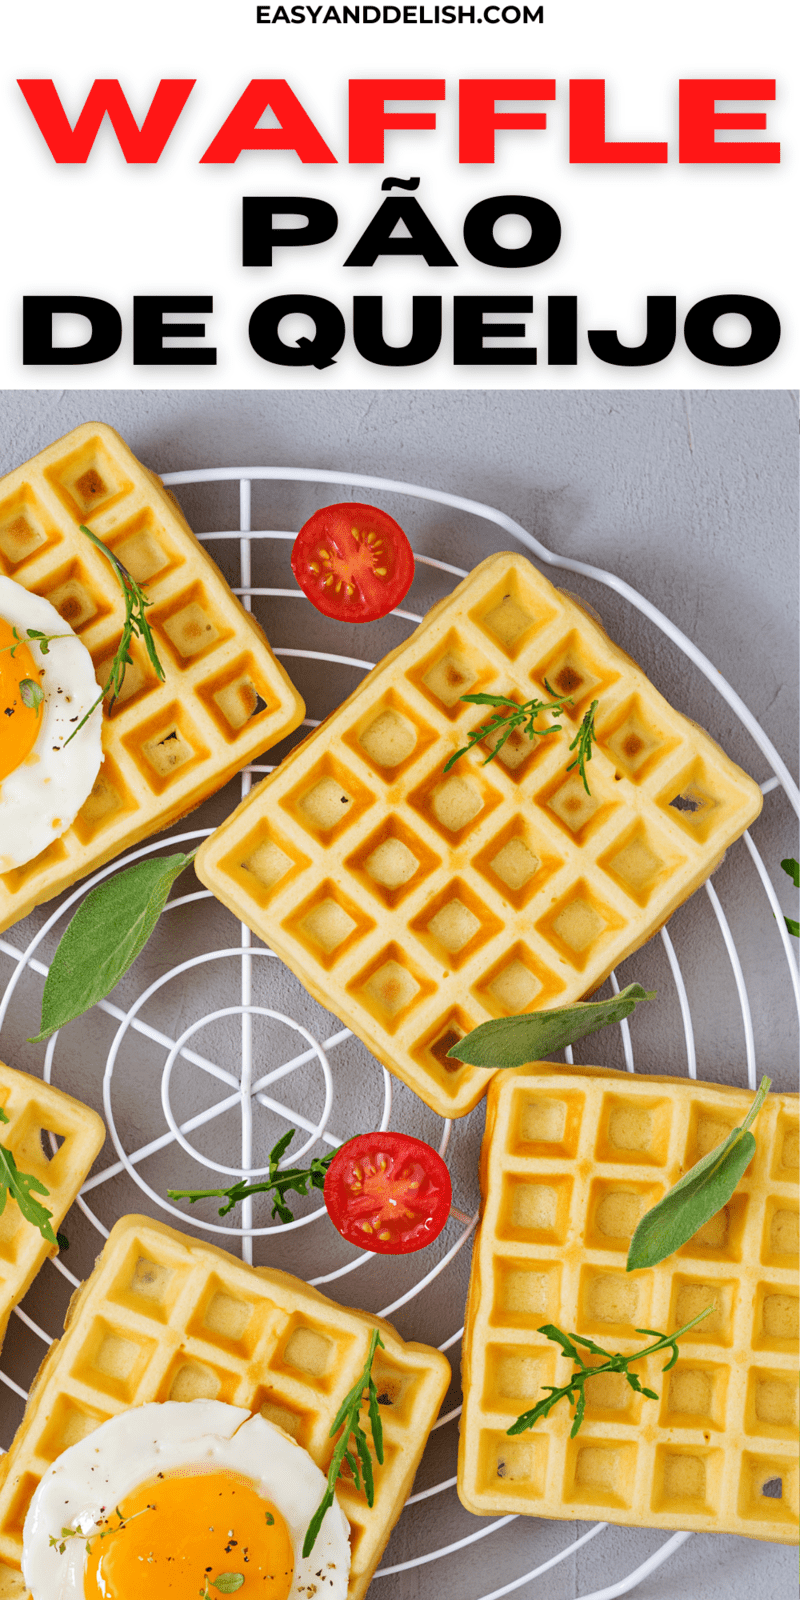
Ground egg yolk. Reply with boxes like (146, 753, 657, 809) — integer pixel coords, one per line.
(0, 617, 42, 782)
(83, 1471, 295, 1599)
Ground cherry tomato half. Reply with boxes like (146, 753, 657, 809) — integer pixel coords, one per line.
(323, 1132, 452, 1254)
(291, 503, 414, 623)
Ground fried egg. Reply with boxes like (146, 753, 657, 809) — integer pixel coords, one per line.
(22, 1400, 351, 1600)
(0, 576, 103, 871)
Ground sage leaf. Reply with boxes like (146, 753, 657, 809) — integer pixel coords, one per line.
(30, 852, 195, 1042)
(627, 1076, 771, 1271)
(446, 983, 655, 1068)
(213, 1577, 245, 1594)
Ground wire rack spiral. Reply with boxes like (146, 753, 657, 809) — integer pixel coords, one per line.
(1, 465, 798, 1600)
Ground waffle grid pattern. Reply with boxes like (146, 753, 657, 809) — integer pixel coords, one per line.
(0, 1061, 104, 1364)
(0, 1216, 451, 1600)
(196, 553, 763, 1119)
(0, 423, 304, 933)
(458, 1071, 799, 1543)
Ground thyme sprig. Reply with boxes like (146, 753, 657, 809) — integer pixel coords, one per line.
(168, 1129, 335, 1222)
(303, 1328, 384, 1557)
(508, 1308, 712, 1441)
(1, 625, 72, 659)
(566, 698, 599, 794)
(0, 1106, 57, 1245)
(442, 684, 574, 775)
(201, 1575, 244, 1597)
(49, 1502, 154, 1555)
(63, 524, 165, 745)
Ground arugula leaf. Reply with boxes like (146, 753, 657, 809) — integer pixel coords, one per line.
(507, 1309, 711, 1440)
(0, 1106, 56, 1245)
(302, 1328, 384, 1558)
(627, 1076, 771, 1271)
(446, 984, 656, 1068)
(31, 852, 196, 1042)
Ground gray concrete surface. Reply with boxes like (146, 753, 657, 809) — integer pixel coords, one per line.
(0, 390, 797, 1599)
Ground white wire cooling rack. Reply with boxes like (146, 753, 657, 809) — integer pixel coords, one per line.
(1, 466, 798, 1600)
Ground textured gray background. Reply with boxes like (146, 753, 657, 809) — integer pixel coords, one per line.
(0, 390, 797, 1599)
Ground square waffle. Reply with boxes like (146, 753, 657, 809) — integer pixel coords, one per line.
(0, 1060, 104, 1361)
(458, 1068, 799, 1543)
(0, 422, 305, 933)
(0, 1214, 451, 1599)
(195, 551, 763, 1119)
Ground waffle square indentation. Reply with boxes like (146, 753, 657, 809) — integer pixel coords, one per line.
(411, 879, 503, 969)
(351, 944, 436, 1031)
(479, 1431, 548, 1500)
(564, 1438, 637, 1510)
(652, 1446, 722, 1518)
(595, 1093, 673, 1166)
(0, 485, 60, 573)
(493, 1258, 561, 1328)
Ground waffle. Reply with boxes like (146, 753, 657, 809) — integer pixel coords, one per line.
(195, 551, 763, 1119)
(0, 1059, 104, 1361)
(0, 422, 305, 933)
(458, 1068, 799, 1542)
(0, 1214, 451, 1599)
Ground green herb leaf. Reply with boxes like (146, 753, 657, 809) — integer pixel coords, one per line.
(56, 1230, 69, 1251)
(0, 1143, 56, 1244)
(302, 1328, 384, 1559)
(781, 857, 800, 889)
(507, 1308, 712, 1439)
(447, 983, 656, 1068)
(168, 1128, 335, 1220)
(30, 851, 196, 1042)
(62, 525, 166, 746)
(442, 685, 574, 775)
(19, 678, 45, 713)
(565, 699, 599, 794)
(627, 1076, 771, 1271)
(213, 1576, 245, 1594)
(786, 918, 800, 939)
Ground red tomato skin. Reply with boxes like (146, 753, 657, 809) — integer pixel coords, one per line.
(291, 502, 414, 622)
(323, 1131, 452, 1255)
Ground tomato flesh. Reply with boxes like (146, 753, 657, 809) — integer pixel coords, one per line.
(323, 1132, 452, 1254)
(291, 502, 414, 622)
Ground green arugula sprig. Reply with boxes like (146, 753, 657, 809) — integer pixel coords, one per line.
(627, 1076, 771, 1270)
(303, 1328, 384, 1558)
(49, 1502, 154, 1555)
(781, 857, 799, 937)
(64, 525, 165, 744)
(507, 1308, 712, 1441)
(566, 699, 599, 794)
(0, 1106, 57, 1246)
(443, 684, 574, 775)
(169, 1129, 335, 1222)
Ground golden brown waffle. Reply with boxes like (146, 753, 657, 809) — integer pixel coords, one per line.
(0, 1214, 450, 1599)
(195, 552, 763, 1119)
(0, 1060, 104, 1361)
(0, 423, 305, 933)
(458, 1068, 799, 1543)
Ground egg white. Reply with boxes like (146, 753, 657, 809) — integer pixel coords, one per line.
(22, 1399, 352, 1600)
(0, 576, 104, 871)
